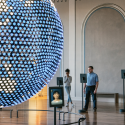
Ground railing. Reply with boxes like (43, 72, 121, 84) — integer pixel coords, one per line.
(17, 109, 86, 125)
(0, 108, 13, 118)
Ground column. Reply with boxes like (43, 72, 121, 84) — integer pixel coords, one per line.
(69, 0, 76, 98)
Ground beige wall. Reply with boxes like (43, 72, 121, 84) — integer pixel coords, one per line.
(48, 0, 125, 100)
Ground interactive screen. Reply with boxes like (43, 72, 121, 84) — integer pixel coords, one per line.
(49, 87, 64, 107)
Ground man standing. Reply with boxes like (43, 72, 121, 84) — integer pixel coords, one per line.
(83, 66, 99, 112)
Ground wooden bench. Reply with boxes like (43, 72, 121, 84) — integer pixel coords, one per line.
(96, 93, 119, 104)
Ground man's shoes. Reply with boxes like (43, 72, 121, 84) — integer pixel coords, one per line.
(93, 108, 96, 112)
(83, 108, 88, 112)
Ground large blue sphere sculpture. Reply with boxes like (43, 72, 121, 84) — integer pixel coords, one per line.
(0, 0, 64, 107)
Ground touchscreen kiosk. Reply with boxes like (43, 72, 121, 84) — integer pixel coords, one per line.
(49, 87, 64, 107)
(121, 70, 125, 79)
(57, 77, 63, 86)
(80, 74, 87, 83)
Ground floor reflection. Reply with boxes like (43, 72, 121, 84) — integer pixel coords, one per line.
(84, 113, 90, 125)
(0, 98, 124, 125)
(66, 106, 73, 112)
(29, 96, 47, 125)
(93, 112, 97, 125)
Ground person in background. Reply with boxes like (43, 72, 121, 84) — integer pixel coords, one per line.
(64, 69, 74, 107)
(83, 66, 99, 112)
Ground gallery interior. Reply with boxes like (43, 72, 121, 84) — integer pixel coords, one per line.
(0, 0, 125, 125)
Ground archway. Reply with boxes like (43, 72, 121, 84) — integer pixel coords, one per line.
(81, 3, 125, 94)
(81, 3, 125, 73)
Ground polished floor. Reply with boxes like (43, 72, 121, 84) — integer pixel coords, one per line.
(0, 96, 125, 125)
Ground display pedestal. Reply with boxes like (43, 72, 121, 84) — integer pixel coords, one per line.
(78, 83, 86, 113)
(79, 83, 86, 113)
(120, 77, 125, 112)
(79, 74, 87, 113)
(54, 107, 56, 125)
(120, 71, 125, 113)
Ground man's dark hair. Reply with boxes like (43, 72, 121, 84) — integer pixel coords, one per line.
(65, 69, 70, 73)
(88, 66, 94, 69)
(53, 91, 60, 99)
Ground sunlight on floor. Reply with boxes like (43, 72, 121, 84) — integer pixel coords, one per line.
(28, 86, 47, 125)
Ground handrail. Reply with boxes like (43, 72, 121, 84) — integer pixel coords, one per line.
(0, 108, 13, 118)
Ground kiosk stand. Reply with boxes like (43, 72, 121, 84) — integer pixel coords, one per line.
(79, 74, 87, 113)
(57, 77, 63, 119)
(120, 70, 125, 112)
(57, 77, 63, 87)
(49, 86, 64, 125)
(54, 107, 56, 125)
